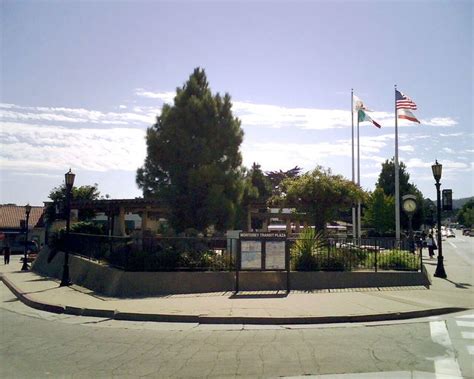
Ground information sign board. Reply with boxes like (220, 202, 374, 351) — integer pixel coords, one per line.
(240, 240, 262, 269)
(265, 241, 286, 269)
(236, 231, 290, 292)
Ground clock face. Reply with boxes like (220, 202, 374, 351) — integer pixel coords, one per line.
(403, 199, 417, 213)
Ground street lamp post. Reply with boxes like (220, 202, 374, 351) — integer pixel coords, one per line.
(21, 204, 32, 271)
(432, 160, 447, 279)
(60, 169, 75, 287)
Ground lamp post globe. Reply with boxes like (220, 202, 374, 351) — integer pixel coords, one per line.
(21, 204, 32, 271)
(60, 169, 75, 286)
(431, 160, 447, 279)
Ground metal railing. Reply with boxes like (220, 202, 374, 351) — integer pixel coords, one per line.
(288, 237, 421, 272)
(64, 233, 235, 271)
(60, 233, 421, 272)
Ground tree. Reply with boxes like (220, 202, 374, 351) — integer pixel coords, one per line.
(266, 166, 301, 196)
(457, 199, 474, 227)
(279, 167, 366, 230)
(235, 163, 273, 230)
(45, 183, 101, 223)
(376, 158, 412, 197)
(363, 187, 395, 235)
(136, 68, 244, 233)
(421, 198, 436, 228)
(249, 163, 272, 203)
(375, 158, 425, 230)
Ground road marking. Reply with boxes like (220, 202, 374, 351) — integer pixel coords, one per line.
(448, 241, 457, 248)
(457, 314, 474, 319)
(461, 332, 474, 339)
(429, 321, 463, 378)
(456, 320, 474, 328)
(467, 345, 474, 355)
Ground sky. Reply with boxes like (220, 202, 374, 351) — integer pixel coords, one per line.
(1, 0, 473, 207)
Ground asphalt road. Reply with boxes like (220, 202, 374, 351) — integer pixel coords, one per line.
(1, 230, 472, 379)
(444, 230, 474, 266)
(1, 282, 473, 379)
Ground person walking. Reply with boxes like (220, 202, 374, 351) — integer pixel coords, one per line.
(3, 245, 10, 264)
(427, 233, 436, 259)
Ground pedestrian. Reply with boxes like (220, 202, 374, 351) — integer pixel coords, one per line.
(4, 245, 10, 265)
(427, 233, 436, 259)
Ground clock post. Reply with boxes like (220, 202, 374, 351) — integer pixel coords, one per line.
(402, 195, 417, 254)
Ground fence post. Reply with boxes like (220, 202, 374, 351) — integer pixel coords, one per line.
(374, 241, 378, 273)
(419, 243, 423, 272)
(327, 241, 330, 267)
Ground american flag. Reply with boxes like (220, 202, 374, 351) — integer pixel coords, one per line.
(396, 90, 417, 110)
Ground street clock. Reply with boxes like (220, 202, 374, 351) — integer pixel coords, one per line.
(402, 195, 417, 215)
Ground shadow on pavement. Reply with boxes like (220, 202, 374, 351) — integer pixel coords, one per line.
(443, 278, 472, 289)
(25, 277, 54, 282)
(230, 291, 289, 299)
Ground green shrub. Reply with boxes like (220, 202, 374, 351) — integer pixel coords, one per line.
(70, 221, 106, 235)
(291, 228, 327, 271)
(365, 250, 419, 271)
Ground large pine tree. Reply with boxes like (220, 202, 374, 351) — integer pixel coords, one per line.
(136, 68, 244, 233)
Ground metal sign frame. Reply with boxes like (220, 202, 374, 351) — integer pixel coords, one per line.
(235, 232, 290, 293)
(442, 189, 453, 211)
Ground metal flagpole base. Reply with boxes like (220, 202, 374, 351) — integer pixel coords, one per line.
(434, 255, 447, 279)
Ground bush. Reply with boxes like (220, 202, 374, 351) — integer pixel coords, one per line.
(70, 222, 106, 235)
(364, 250, 419, 271)
(291, 228, 327, 271)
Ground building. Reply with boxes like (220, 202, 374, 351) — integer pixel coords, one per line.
(0, 204, 46, 252)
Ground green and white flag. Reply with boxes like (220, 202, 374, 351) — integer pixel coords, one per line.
(358, 109, 381, 128)
(353, 95, 381, 128)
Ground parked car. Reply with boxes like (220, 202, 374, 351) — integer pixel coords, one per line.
(446, 229, 456, 238)
(462, 228, 471, 236)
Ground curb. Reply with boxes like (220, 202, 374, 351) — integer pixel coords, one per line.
(0, 273, 65, 314)
(1, 274, 469, 325)
(112, 307, 468, 325)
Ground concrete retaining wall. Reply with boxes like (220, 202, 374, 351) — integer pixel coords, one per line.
(32, 248, 430, 297)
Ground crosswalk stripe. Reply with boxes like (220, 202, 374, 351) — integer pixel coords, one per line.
(467, 345, 474, 355)
(456, 320, 474, 328)
(456, 314, 474, 319)
(461, 332, 474, 339)
(430, 321, 463, 378)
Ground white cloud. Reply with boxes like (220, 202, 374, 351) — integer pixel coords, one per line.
(241, 141, 352, 172)
(403, 158, 434, 169)
(422, 117, 458, 127)
(134, 89, 175, 103)
(1, 122, 146, 172)
(443, 147, 454, 154)
(440, 132, 463, 137)
(404, 157, 470, 171)
(361, 172, 380, 179)
(234, 101, 353, 130)
(399, 145, 415, 152)
(0, 103, 156, 126)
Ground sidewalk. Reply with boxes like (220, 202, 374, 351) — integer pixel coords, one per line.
(1, 248, 472, 324)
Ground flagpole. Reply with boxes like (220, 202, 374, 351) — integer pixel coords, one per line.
(394, 84, 401, 241)
(357, 112, 361, 240)
(351, 89, 356, 239)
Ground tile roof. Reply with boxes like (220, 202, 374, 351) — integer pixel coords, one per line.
(0, 205, 45, 229)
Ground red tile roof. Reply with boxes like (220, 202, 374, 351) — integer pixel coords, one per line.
(0, 205, 45, 229)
